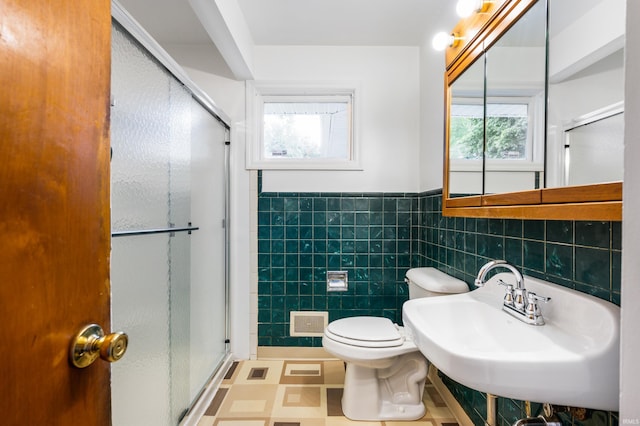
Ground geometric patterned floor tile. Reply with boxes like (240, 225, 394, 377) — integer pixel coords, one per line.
(197, 359, 460, 426)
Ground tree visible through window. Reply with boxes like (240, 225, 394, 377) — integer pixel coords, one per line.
(262, 100, 351, 161)
(263, 114, 322, 158)
(450, 102, 529, 160)
(450, 104, 483, 160)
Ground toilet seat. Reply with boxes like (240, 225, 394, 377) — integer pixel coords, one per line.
(325, 316, 404, 348)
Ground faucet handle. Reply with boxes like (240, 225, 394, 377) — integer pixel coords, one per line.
(496, 279, 515, 306)
(527, 292, 551, 304)
(525, 292, 551, 322)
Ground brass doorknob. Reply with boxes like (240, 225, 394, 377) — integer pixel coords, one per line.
(70, 324, 128, 368)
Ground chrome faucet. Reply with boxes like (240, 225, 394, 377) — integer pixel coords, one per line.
(475, 260, 550, 325)
(475, 259, 523, 288)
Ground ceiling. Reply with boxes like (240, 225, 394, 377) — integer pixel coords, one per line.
(117, 0, 459, 47)
(236, 0, 459, 46)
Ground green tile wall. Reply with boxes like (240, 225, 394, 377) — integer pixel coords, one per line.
(256, 177, 621, 425)
(418, 191, 621, 305)
(419, 191, 621, 426)
(257, 174, 421, 347)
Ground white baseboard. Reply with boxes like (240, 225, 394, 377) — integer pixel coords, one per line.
(257, 346, 336, 359)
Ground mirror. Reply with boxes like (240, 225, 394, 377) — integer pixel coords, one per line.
(484, 0, 546, 194)
(546, 0, 625, 188)
(449, 55, 485, 197)
(447, 0, 546, 198)
(563, 108, 624, 185)
(443, 0, 623, 220)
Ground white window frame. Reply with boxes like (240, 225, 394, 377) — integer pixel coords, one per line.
(246, 81, 361, 170)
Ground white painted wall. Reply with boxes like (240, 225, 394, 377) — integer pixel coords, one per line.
(620, 0, 640, 418)
(419, 42, 447, 191)
(252, 46, 421, 193)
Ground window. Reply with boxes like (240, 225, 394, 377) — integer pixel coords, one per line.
(449, 94, 544, 171)
(485, 102, 530, 160)
(449, 102, 484, 160)
(450, 101, 531, 161)
(246, 82, 360, 170)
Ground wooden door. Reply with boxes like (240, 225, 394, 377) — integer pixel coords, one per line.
(0, 0, 113, 424)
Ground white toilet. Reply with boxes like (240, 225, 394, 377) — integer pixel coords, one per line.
(322, 267, 469, 421)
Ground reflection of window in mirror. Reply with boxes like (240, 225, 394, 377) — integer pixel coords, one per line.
(485, 97, 544, 163)
(450, 102, 483, 160)
(485, 103, 529, 160)
(448, 99, 484, 196)
(483, 95, 545, 194)
(451, 99, 542, 161)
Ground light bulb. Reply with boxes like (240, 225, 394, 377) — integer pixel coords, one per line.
(432, 32, 455, 51)
(456, 0, 484, 18)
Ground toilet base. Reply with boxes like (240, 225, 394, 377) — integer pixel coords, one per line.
(341, 351, 428, 421)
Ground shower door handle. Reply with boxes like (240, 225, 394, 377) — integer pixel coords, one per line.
(70, 324, 128, 368)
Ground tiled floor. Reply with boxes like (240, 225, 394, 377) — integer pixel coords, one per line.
(197, 359, 460, 426)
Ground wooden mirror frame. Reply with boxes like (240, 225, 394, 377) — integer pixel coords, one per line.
(442, 0, 622, 220)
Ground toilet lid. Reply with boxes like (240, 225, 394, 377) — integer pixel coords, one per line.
(325, 316, 404, 348)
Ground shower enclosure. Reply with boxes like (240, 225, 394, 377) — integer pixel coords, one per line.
(109, 13, 230, 425)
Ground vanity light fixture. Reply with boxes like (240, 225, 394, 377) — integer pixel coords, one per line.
(431, 32, 462, 51)
(456, 0, 490, 18)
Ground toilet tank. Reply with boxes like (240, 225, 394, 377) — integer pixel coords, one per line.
(405, 268, 469, 299)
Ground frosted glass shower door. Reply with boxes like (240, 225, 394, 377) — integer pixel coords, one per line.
(110, 21, 229, 426)
(189, 101, 229, 401)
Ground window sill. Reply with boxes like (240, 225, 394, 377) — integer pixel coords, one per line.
(246, 159, 363, 171)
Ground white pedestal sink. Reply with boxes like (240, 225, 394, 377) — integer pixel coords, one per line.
(402, 272, 620, 411)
